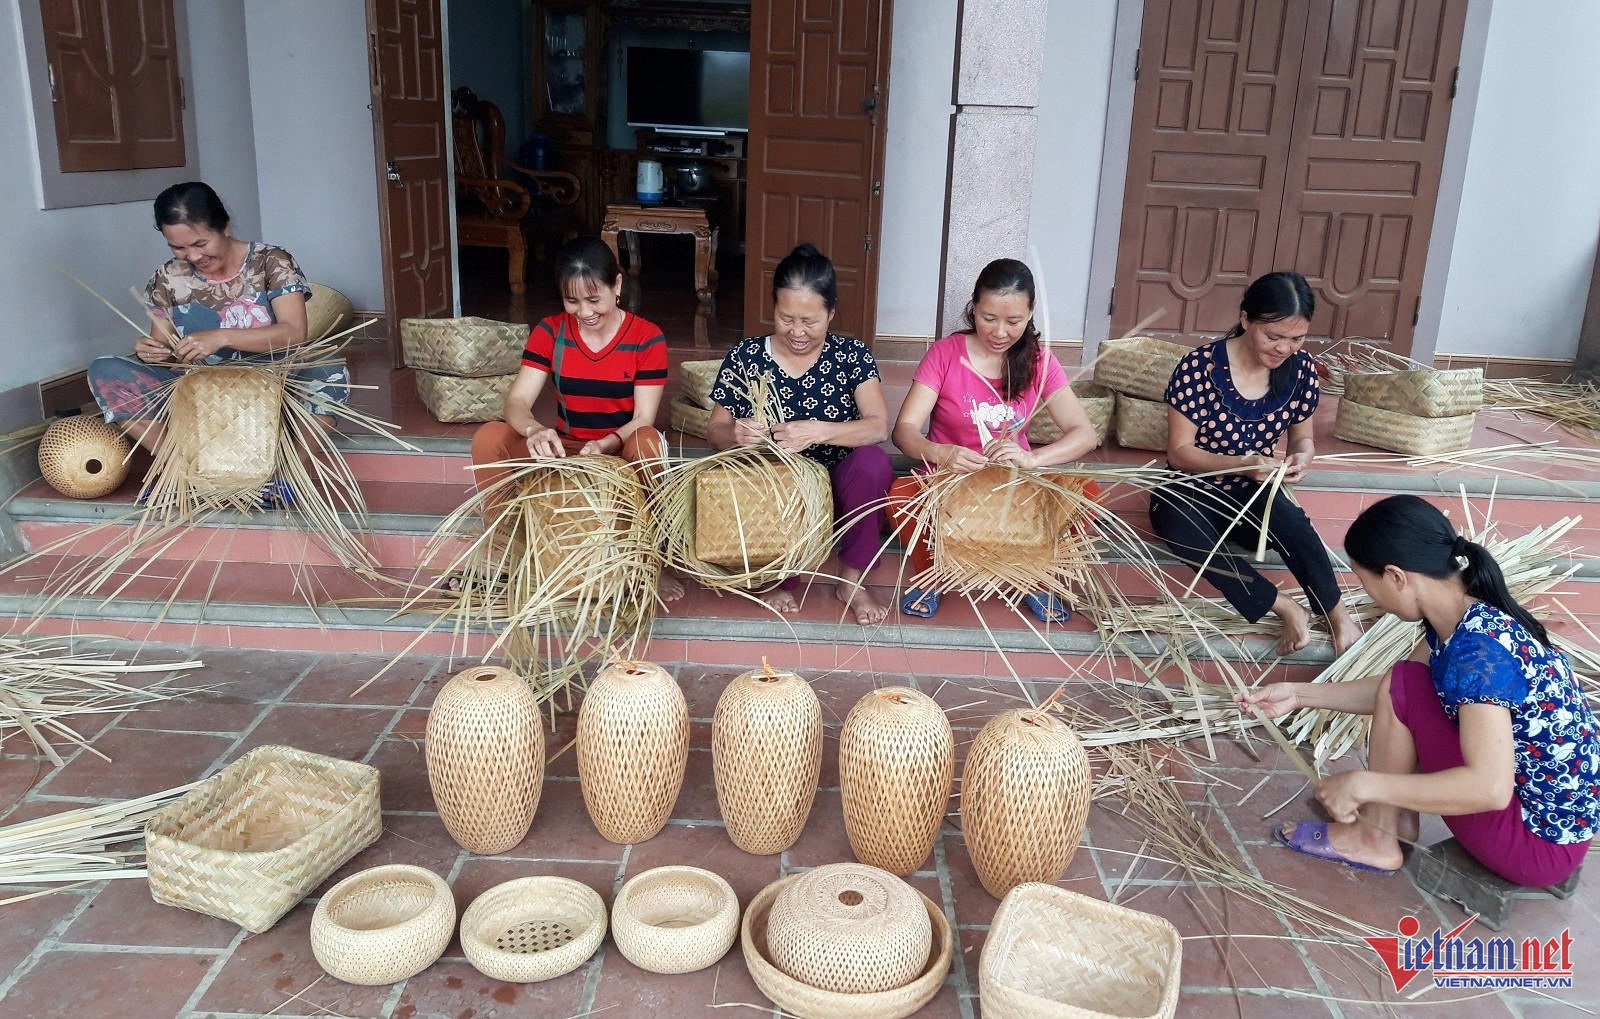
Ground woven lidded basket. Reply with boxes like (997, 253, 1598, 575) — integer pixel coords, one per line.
(167, 366, 285, 493)
(712, 663, 822, 855)
(576, 659, 689, 844)
(694, 455, 833, 570)
(669, 394, 712, 439)
(401, 316, 527, 377)
(838, 687, 953, 876)
(767, 863, 933, 994)
(679, 359, 722, 409)
(1026, 380, 1114, 447)
(742, 872, 951, 1019)
(145, 744, 381, 933)
(1092, 336, 1190, 401)
(1342, 367, 1483, 418)
(1334, 399, 1476, 456)
(426, 665, 544, 855)
(611, 865, 739, 974)
(980, 883, 1182, 1019)
(461, 876, 608, 983)
(415, 370, 513, 423)
(310, 865, 454, 985)
(37, 415, 131, 499)
(1114, 394, 1169, 452)
(306, 282, 354, 342)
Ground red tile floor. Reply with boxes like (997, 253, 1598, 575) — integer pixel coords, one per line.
(0, 643, 1595, 1018)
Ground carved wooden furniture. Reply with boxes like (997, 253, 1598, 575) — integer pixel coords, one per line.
(601, 203, 718, 302)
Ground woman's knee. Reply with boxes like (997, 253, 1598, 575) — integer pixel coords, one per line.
(471, 420, 521, 463)
(1384, 659, 1430, 726)
(622, 426, 664, 462)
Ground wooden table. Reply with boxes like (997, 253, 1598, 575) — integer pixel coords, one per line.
(601, 203, 718, 302)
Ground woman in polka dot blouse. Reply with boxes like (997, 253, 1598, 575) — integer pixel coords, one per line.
(1149, 271, 1361, 656)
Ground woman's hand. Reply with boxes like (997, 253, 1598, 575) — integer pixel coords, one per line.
(771, 419, 829, 453)
(731, 418, 770, 447)
(524, 426, 565, 459)
(1282, 450, 1312, 485)
(173, 329, 227, 364)
(134, 332, 174, 363)
(1241, 452, 1282, 484)
(983, 436, 1037, 468)
(1234, 683, 1300, 720)
(1314, 770, 1368, 824)
(937, 443, 988, 473)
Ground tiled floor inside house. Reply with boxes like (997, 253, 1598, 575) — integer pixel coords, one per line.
(1, 643, 1595, 1018)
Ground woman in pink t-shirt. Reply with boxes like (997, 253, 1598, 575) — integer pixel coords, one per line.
(889, 258, 1101, 621)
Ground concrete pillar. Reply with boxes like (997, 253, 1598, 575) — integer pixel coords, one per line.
(1576, 235, 1600, 383)
(936, 0, 1051, 336)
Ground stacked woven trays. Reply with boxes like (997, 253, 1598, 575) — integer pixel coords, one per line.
(1333, 366, 1483, 455)
(1091, 336, 1191, 451)
(401, 317, 527, 423)
(670, 359, 721, 438)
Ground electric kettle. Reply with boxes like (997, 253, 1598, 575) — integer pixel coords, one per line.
(636, 160, 665, 204)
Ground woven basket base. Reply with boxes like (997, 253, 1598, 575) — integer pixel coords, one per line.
(416, 371, 514, 423)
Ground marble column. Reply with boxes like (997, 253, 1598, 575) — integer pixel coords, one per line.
(937, 0, 1051, 336)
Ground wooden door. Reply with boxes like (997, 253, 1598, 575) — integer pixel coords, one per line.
(367, 0, 452, 363)
(745, 0, 893, 344)
(1275, 0, 1466, 348)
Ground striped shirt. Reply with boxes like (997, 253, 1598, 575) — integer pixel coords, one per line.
(523, 311, 668, 439)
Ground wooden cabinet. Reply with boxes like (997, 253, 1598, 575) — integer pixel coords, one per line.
(530, 0, 604, 230)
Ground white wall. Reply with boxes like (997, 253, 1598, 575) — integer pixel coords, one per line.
(189, 1, 261, 240)
(1434, 3, 1600, 359)
(244, 0, 386, 312)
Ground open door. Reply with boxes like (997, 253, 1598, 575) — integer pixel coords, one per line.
(745, 0, 893, 345)
(367, 0, 453, 364)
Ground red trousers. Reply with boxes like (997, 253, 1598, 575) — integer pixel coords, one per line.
(469, 422, 664, 516)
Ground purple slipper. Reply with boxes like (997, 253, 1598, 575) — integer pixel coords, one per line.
(1273, 820, 1398, 875)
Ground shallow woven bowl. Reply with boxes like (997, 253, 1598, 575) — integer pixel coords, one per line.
(611, 865, 739, 974)
(309, 865, 454, 985)
(460, 876, 607, 983)
(741, 873, 951, 1019)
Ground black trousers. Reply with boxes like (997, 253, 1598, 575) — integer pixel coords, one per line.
(1148, 476, 1342, 623)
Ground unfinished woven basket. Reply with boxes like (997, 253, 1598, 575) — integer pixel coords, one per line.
(576, 659, 689, 844)
(1092, 336, 1190, 401)
(838, 687, 953, 876)
(415, 370, 514, 423)
(37, 415, 131, 499)
(515, 456, 640, 603)
(712, 663, 822, 855)
(1342, 366, 1483, 418)
(961, 709, 1092, 899)
(611, 865, 739, 974)
(460, 875, 608, 983)
(1026, 380, 1114, 446)
(742, 873, 951, 1019)
(145, 744, 381, 933)
(166, 366, 285, 493)
(694, 457, 828, 569)
(767, 863, 933, 994)
(980, 883, 1182, 1019)
(1114, 394, 1169, 451)
(426, 665, 544, 855)
(669, 394, 712, 439)
(400, 315, 527, 377)
(679, 359, 722, 409)
(305, 282, 354, 342)
(1334, 398, 1476, 455)
(309, 864, 454, 985)
(937, 466, 1077, 553)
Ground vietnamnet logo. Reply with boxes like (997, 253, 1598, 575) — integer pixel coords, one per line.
(1363, 915, 1576, 990)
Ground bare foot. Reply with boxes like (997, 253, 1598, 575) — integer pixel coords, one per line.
(835, 583, 887, 626)
(657, 572, 685, 607)
(759, 589, 800, 614)
(1289, 819, 1403, 872)
(1272, 594, 1312, 656)
(1327, 604, 1362, 657)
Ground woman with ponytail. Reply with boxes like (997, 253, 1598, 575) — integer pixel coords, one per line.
(1238, 495, 1598, 885)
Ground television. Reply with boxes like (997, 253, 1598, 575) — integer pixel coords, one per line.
(625, 46, 749, 134)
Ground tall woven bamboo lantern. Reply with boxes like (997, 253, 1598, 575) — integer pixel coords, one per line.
(425, 665, 544, 854)
(166, 366, 285, 493)
(711, 660, 822, 855)
(838, 687, 953, 876)
(577, 659, 689, 844)
(961, 709, 1092, 898)
(37, 415, 131, 499)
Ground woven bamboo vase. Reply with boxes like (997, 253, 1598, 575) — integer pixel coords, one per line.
(37, 415, 131, 499)
(961, 709, 1092, 898)
(711, 661, 822, 855)
(577, 659, 689, 844)
(838, 687, 953, 876)
(425, 666, 544, 854)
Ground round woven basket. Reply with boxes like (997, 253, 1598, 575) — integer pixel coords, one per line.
(838, 687, 953, 876)
(309, 864, 454, 985)
(611, 865, 739, 974)
(961, 709, 1092, 899)
(767, 863, 932, 994)
(426, 665, 544, 855)
(742, 873, 951, 1019)
(576, 659, 689, 844)
(460, 876, 607, 983)
(306, 282, 354, 342)
(37, 415, 131, 499)
(712, 664, 822, 855)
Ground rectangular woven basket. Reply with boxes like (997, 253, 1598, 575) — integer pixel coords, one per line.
(400, 316, 527, 377)
(145, 744, 381, 933)
(167, 367, 285, 493)
(979, 883, 1181, 1019)
(937, 467, 1078, 552)
(1114, 394, 1169, 452)
(695, 460, 820, 569)
(1334, 398, 1476, 456)
(1093, 336, 1191, 401)
(1026, 381, 1114, 446)
(415, 370, 514, 423)
(669, 394, 712, 439)
(1342, 367, 1483, 418)
(678, 360, 722, 410)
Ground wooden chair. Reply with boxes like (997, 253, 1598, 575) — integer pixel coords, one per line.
(452, 87, 580, 295)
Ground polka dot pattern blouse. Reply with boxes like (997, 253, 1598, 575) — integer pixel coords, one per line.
(1163, 338, 1320, 494)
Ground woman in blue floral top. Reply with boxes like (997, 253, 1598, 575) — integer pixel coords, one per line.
(1240, 495, 1598, 885)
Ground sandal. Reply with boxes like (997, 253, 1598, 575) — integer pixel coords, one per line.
(900, 587, 940, 618)
(1021, 592, 1070, 624)
(1274, 820, 1398, 875)
(257, 478, 295, 508)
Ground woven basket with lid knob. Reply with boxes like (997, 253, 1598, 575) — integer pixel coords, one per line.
(767, 863, 932, 994)
(712, 660, 822, 855)
(837, 686, 953, 876)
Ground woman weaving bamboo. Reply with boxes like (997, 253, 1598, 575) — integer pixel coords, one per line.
(706, 243, 892, 625)
(1239, 495, 1597, 883)
(889, 259, 1100, 622)
(1149, 270, 1361, 656)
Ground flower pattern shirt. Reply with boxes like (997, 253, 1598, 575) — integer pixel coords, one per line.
(146, 242, 310, 362)
(1425, 601, 1600, 844)
(709, 334, 880, 468)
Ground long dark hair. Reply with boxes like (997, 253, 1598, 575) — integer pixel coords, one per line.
(772, 242, 838, 312)
(1344, 494, 1549, 645)
(1226, 271, 1314, 397)
(961, 258, 1039, 402)
(154, 181, 230, 233)
(553, 235, 623, 298)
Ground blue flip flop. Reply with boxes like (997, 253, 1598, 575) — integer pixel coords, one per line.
(900, 587, 940, 618)
(1274, 820, 1398, 875)
(1021, 592, 1070, 624)
(257, 478, 295, 508)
